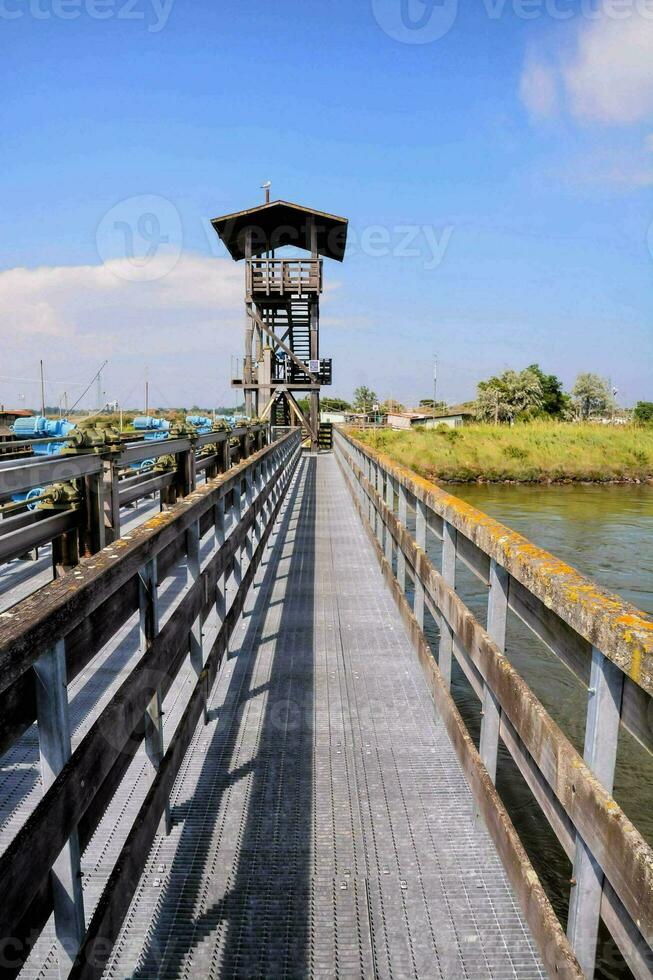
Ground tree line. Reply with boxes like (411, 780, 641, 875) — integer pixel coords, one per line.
(320, 371, 652, 424)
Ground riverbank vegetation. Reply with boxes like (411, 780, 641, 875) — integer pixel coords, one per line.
(352, 421, 653, 484)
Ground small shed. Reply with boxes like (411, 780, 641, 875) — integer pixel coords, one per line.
(320, 410, 348, 425)
(387, 406, 474, 430)
(0, 408, 33, 454)
(420, 404, 474, 429)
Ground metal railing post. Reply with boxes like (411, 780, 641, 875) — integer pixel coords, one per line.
(438, 520, 457, 688)
(138, 557, 171, 834)
(567, 646, 624, 977)
(479, 559, 509, 782)
(34, 639, 85, 974)
(414, 499, 427, 628)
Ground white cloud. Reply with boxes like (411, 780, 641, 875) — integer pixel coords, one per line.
(564, 12, 653, 123)
(520, 6, 653, 124)
(520, 55, 558, 119)
(0, 254, 244, 409)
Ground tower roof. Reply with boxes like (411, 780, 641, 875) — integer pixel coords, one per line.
(211, 199, 348, 262)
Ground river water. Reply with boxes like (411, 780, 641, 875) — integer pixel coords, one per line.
(418, 483, 653, 980)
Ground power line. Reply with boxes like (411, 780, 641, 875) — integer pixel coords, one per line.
(69, 360, 109, 413)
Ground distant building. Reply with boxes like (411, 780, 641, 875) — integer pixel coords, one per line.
(386, 412, 431, 430)
(387, 405, 474, 430)
(0, 408, 33, 454)
(320, 410, 348, 425)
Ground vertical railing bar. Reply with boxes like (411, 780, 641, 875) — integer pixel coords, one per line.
(34, 639, 85, 974)
(138, 556, 171, 835)
(479, 558, 509, 782)
(374, 462, 383, 548)
(414, 498, 427, 629)
(567, 645, 625, 978)
(186, 518, 207, 725)
(438, 520, 456, 689)
(233, 477, 243, 591)
(214, 495, 226, 643)
(384, 465, 394, 567)
(397, 481, 407, 592)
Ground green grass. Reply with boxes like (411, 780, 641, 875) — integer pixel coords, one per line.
(351, 421, 653, 483)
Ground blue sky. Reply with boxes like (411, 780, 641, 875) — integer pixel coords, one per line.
(1, 0, 651, 410)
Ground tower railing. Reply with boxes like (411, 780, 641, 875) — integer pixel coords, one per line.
(246, 257, 322, 296)
(334, 426, 653, 980)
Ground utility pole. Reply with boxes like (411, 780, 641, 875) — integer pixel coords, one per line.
(145, 366, 149, 416)
(433, 356, 437, 420)
(40, 359, 46, 417)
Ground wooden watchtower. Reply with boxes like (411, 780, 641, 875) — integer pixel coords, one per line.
(211, 196, 348, 451)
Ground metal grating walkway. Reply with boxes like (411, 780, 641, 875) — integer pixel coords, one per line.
(7, 452, 546, 979)
(101, 453, 545, 979)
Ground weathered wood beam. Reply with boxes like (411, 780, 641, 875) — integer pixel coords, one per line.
(335, 435, 653, 959)
(335, 440, 583, 980)
(0, 438, 298, 942)
(0, 432, 290, 694)
(342, 429, 653, 698)
(67, 439, 301, 980)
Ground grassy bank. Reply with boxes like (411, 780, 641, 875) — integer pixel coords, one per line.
(351, 421, 653, 483)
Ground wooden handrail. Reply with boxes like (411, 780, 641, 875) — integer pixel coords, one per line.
(335, 427, 653, 980)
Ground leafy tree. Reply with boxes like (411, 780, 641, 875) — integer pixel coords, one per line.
(380, 399, 405, 414)
(418, 399, 448, 413)
(525, 364, 568, 417)
(475, 368, 544, 423)
(296, 396, 310, 418)
(571, 373, 613, 419)
(633, 401, 653, 424)
(321, 397, 351, 412)
(352, 386, 378, 413)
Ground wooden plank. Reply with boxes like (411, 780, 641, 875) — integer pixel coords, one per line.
(438, 521, 456, 689)
(414, 498, 426, 628)
(456, 530, 490, 585)
(568, 648, 624, 978)
(509, 577, 592, 686)
(34, 641, 85, 970)
(480, 559, 509, 782)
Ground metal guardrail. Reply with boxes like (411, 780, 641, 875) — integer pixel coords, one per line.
(0, 428, 302, 978)
(334, 427, 653, 980)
